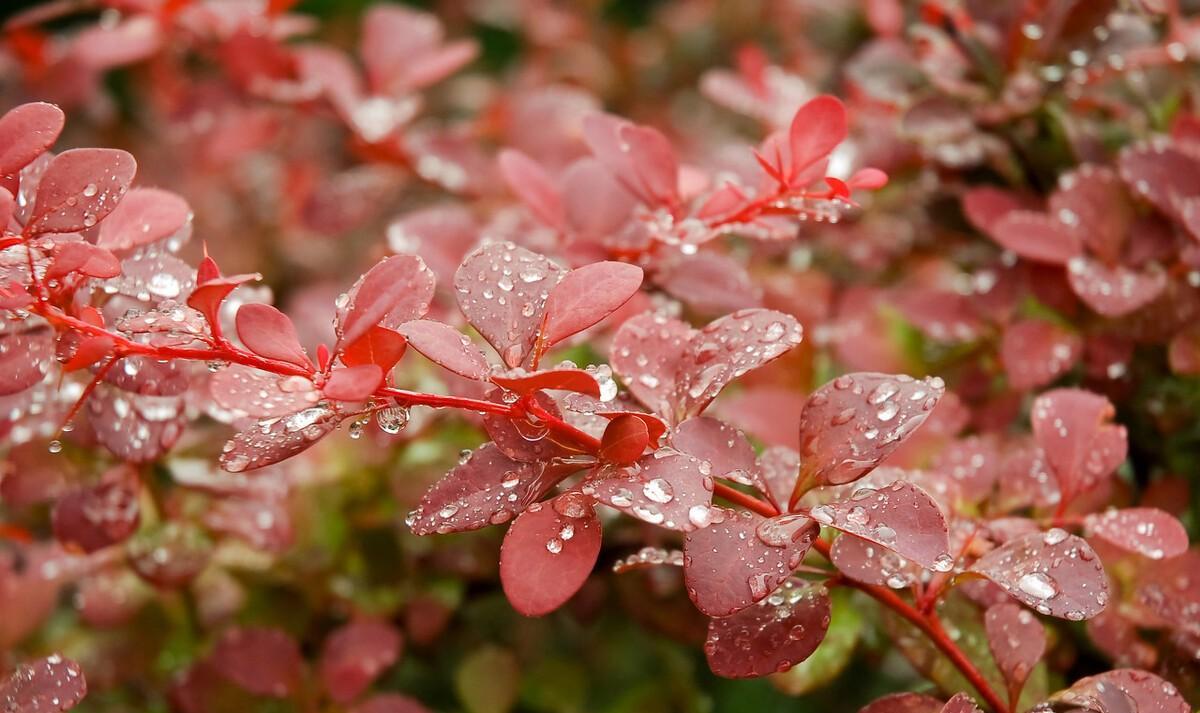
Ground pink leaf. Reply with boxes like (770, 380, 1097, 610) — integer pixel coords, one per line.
(0, 102, 64, 177)
(1030, 389, 1127, 500)
(683, 508, 818, 616)
(609, 312, 693, 418)
(798, 373, 945, 488)
(830, 532, 922, 588)
(1066, 257, 1166, 318)
(399, 320, 490, 380)
(320, 619, 403, 704)
(970, 528, 1109, 620)
(586, 450, 714, 531)
(209, 627, 303, 698)
(46, 241, 121, 280)
(1001, 319, 1082, 391)
(538, 261, 643, 349)
(454, 242, 565, 368)
(236, 303, 313, 369)
(984, 601, 1046, 697)
(678, 309, 802, 416)
(961, 187, 1032, 234)
(705, 581, 830, 678)
(1048, 166, 1132, 264)
(406, 443, 549, 535)
(27, 148, 136, 235)
(337, 256, 436, 351)
(756, 446, 801, 512)
(497, 149, 564, 229)
(95, 187, 191, 252)
(219, 406, 340, 473)
(87, 386, 185, 463)
(787, 96, 847, 183)
(989, 211, 1080, 265)
(1052, 669, 1189, 713)
(0, 326, 54, 396)
(940, 694, 983, 713)
(0, 655, 87, 713)
(809, 480, 950, 569)
(210, 366, 319, 418)
(323, 364, 384, 402)
(499, 497, 602, 616)
(1083, 507, 1188, 560)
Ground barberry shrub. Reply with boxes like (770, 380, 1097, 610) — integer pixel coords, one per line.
(2, 2, 1200, 713)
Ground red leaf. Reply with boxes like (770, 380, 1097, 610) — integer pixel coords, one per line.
(538, 261, 643, 349)
(787, 95, 846, 183)
(499, 497, 602, 616)
(961, 187, 1031, 234)
(353, 694, 432, 713)
(830, 532, 922, 588)
(86, 386, 185, 463)
(0, 102, 64, 177)
(320, 619, 403, 704)
(340, 326, 407, 372)
(46, 241, 121, 279)
(497, 149, 564, 229)
(988, 211, 1080, 265)
(940, 694, 984, 713)
(705, 581, 830, 678)
(0, 326, 54, 396)
(809, 480, 950, 569)
(491, 368, 600, 398)
(407, 443, 550, 535)
(798, 373, 945, 488)
(26, 148, 137, 235)
(1118, 141, 1200, 224)
(1049, 166, 1132, 264)
(323, 364, 383, 402)
(337, 255, 436, 351)
(683, 508, 818, 616)
(399, 319, 490, 380)
(454, 242, 564, 368)
(1052, 669, 1189, 713)
(586, 450, 715, 532)
(219, 406, 339, 473)
(186, 272, 260, 336)
(609, 312, 693, 418)
(236, 303, 313, 369)
(94, 187, 191, 252)
(1001, 319, 1081, 391)
(0, 655, 87, 713)
(482, 390, 572, 462)
(1083, 507, 1188, 560)
(1030, 389, 1127, 500)
(209, 627, 303, 698)
(970, 528, 1109, 620)
(599, 414, 650, 465)
(984, 601, 1045, 698)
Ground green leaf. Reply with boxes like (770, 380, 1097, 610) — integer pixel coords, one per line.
(770, 588, 864, 696)
(456, 644, 521, 713)
(519, 658, 588, 713)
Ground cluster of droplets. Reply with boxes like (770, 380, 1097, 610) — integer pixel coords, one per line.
(612, 547, 685, 573)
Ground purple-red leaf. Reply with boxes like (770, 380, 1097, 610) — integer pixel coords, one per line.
(683, 508, 818, 616)
(705, 581, 830, 678)
(399, 319, 490, 380)
(454, 242, 565, 367)
(0, 655, 87, 713)
(52, 476, 140, 553)
(671, 416, 759, 487)
(27, 148, 136, 235)
(586, 450, 714, 531)
(236, 303, 313, 369)
(1083, 507, 1188, 560)
(538, 261, 643, 349)
(499, 497, 601, 616)
(988, 211, 1079, 265)
(219, 407, 339, 473)
(809, 481, 950, 569)
(1066, 257, 1167, 318)
(406, 443, 548, 535)
(208, 627, 303, 698)
(320, 618, 403, 704)
(858, 692, 944, 713)
(1001, 319, 1081, 391)
(983, 601, 1045, 698)
(798, 373, 945, 488)
(1051, 669, 1189, 713)
(210, 366, 319, 418)
(970, 528, 1109, 620)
